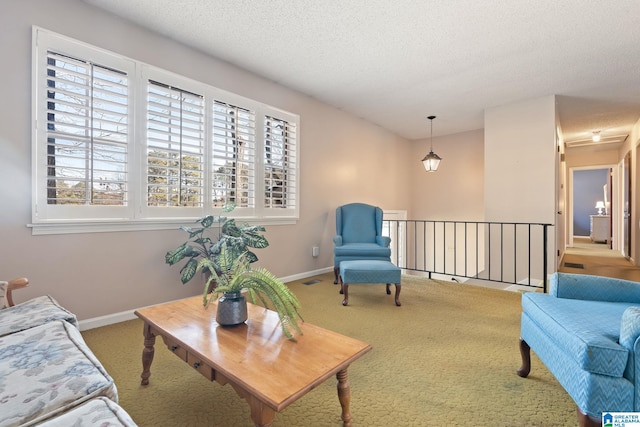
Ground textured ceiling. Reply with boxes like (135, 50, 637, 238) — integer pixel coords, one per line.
(82, 0, 640, 142)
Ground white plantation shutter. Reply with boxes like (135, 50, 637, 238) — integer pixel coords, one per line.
(45, 51, 129, 206)
(264, 115, 297, 209)
(146, 81, 205, 207)
(33, 29, 298, 233)
(212, 101, 256, 208)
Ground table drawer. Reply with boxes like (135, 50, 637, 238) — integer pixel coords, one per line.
(162, 336, 187, 362)
(187, 353, 214, 381)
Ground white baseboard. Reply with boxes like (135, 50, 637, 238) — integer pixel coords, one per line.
(78, 266, 334, 331)
(280, 266, 333, 283)
(78, 309, 138, 331)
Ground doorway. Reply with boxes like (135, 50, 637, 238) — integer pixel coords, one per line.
(569, 167, 615, 251)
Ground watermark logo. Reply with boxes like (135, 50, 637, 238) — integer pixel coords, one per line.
(603, 412, 640, 426)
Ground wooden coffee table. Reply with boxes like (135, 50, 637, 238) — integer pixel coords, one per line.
(134, 296, 372, 427)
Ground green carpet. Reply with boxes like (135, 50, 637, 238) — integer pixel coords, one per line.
(81, 274, 576, 426)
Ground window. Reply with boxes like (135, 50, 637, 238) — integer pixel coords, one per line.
(32, 28, 299, 234)
(146, 81, 205, 208)
(45, 52, 129, 207)
(264, 116, 297, 209)
(212, 101, 255, 209)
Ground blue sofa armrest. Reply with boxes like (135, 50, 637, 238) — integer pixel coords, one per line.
(376, 235, 391, 247)
(333, 235, 343, 246)
(550, 272, 640, 303)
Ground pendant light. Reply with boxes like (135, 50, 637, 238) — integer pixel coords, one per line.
(421, 115, 441, 172)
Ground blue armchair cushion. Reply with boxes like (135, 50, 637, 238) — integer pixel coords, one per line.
(334, 242, 392, 258)
(339, 204, 378, 243)
(523, 292, 632, 377)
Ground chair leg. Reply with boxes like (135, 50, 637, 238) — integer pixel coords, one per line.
(385, 284, 401, 306)
(341, 284, 349, 306)
(517, 338, 531, 378)
(334, 267, 339, 284)
(577, 408, 601, 427)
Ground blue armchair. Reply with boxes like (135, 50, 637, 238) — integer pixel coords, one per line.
(333, 203, 391, 284)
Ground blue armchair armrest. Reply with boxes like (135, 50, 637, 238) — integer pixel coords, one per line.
(333, 235, 343, 246)
(550, 272, 640, 303)
(376, 235, 391, 247)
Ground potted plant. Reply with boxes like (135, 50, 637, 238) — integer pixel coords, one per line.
(165, 203, 269, 284)
(165, 204, 303, 341)
(198, 242, 303, 341)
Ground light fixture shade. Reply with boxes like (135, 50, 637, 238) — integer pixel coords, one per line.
(592, 131, 601, 142)
(595, 200, 605, 215)
(422, 151, 442, 172)
(421, 115, 441, 172)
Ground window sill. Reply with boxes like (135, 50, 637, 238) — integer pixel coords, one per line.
(28, 217, 298, 235)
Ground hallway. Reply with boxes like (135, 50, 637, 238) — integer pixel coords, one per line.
(559, 236, 640, 282)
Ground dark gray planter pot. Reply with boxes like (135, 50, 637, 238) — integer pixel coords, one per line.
(216, 292, 248, 326)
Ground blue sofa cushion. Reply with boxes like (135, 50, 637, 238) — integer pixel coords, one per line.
(620, 307, 640, 381)
(620, 307, 640, 349)
(523, 292, 632, 377)
(551, 273, 640, 303)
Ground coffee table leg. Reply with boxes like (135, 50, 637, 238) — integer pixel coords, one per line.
(337, 368, 352, 426)
(140, 322, 156, 386)
(248, 395, 276, 427)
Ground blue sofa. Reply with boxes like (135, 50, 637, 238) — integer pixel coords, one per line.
(518, 272, 640, 426)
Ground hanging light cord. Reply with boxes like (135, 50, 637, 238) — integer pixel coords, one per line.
(428, 115, 436, 151)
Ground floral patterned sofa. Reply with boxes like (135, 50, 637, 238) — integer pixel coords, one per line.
(0, 278, 137, 427)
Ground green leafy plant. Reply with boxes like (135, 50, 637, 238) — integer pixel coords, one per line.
(198, 243, 303, 341)
(165, 204, 303, 340)
(165, 203, 269, 284)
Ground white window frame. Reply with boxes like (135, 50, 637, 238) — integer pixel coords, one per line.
(30, 27, 299, 235)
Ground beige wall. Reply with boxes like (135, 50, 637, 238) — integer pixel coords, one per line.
(410, 129, 485, 220)
(407, 130, 485, 278)
(484, 96, 557, 224)
(565, 150, 619, 169)
(0, 0, 418, 320)
(484, 96, 558, 280)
